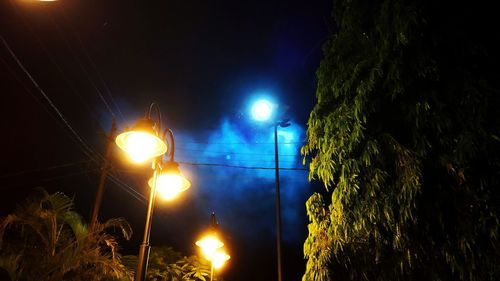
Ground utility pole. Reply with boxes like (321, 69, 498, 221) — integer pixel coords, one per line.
(274, 124, 283, 281)
(274, 119, 289, 281)
(90, 119, 117, 230)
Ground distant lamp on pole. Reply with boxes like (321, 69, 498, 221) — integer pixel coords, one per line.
(251, 98, 289, 281)
(115, 103, 190, 281)
(196, 234, 224, 260)
(196, 213, 230, 281)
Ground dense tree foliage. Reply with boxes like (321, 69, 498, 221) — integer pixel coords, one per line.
(301, 0, 500, 280)
(0, 189, 133, 281)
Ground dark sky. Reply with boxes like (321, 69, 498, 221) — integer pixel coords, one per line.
(0, 0, 331, 280)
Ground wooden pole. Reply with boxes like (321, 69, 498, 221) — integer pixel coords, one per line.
(90, 119, 117, 229)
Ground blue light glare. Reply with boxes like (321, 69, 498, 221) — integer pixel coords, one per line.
(277, 130, 294, 144)
(173, 118, 309, 243)
(251, 99, 273, 121)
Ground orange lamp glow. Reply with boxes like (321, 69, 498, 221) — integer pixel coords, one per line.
(148, 172, 190, 200)
(195, 234, 224, 260)
(211, 250, 230, 269)
(115, 119, 167, 163)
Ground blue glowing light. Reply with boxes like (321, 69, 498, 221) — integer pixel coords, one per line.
(251, 99, 273, 121)
(277, 130, 295, 144)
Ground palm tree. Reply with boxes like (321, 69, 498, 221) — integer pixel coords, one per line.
(0, 188, 133, 281)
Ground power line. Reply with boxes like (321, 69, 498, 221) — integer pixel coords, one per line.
(3, 5, 167, 208)
(48, 15, 118, 121)
(178, 157, 300, 164)
(179, 141, 306, 145)
(7, 0, 124, 141)
(3, 4, 114, 163)
(175, 147, 300, 157)
(1, 34, 141, 203)
(118, 162, 308, 172)
(107, 173, 147, 203)
(6, 2, 139, 205)
(56, 5, 125, 122)
(0, 160, 91, 179)
(6, 0, 103, 128)
(179, 161, 308, 171)
(1, 34, 99, 163)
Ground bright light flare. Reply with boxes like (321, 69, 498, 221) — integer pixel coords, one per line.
(149, 173, 191, 200)
(196, 235, 224, 260)
(251, 99, 273, 121)
(115, 131, 167, 163)
(211, 250, 230, 269)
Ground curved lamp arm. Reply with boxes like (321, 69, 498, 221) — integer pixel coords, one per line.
(162, 128, 176, 162)
(277, 118, 291, 128)
(147, 103, 162, 135)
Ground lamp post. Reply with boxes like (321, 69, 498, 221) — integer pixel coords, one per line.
(196, 213, 231, 281)
(251, 99, 290, 281)
(115, 103, 191, 281)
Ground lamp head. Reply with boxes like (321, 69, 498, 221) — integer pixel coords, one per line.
(251, 99, 274, 122)
(149, 161, 191, 200)
(195, 212, 225, 260)
(115, 118, 167, 163)
(195, 233, 224, 260)
(278, 119, 291, 128)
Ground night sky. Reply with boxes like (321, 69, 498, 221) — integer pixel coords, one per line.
(0, 1, 331, 280)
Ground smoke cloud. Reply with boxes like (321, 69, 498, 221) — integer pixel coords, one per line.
(174, 117, 310, 243)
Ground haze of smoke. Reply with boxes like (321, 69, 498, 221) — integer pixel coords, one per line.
(174, 118, 310, 242)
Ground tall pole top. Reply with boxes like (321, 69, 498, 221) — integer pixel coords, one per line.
(211, 212, 218, 228)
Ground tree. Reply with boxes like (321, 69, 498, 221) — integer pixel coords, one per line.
(301, 0, 500, 280)
(0, 188, 133, 281)
(145, 246, 212, 281)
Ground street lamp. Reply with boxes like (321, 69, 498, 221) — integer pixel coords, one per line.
(196, 213, 230, 281)
(115, 103, 190, 281)
(250, 98, 290, 281)
(115, 117, 167, 164)
(148, 129, 191, 201)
